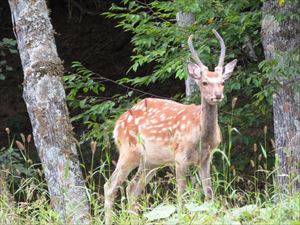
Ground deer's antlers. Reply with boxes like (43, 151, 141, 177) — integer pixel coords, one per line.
(188, 29, 226, 70)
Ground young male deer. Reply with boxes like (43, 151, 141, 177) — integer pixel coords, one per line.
(104, 29, 237, 224)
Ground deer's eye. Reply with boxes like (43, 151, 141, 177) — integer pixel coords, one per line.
(202, 81, 208, 86)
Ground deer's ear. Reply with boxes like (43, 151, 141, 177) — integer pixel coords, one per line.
(188, 63, 202, 80)
(223, 59, 237, 80)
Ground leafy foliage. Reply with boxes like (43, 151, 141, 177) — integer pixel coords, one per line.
(103, 0, 272, 141)
(258, 49, 300, 94)
(0, 38, 17, 80)
(64, 62, 136, 153)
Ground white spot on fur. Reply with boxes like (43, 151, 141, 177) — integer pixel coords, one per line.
(129, 130, 136, 137)
(137, 126, 142, 133)
(177, 109, 185, 115)
(134, 118, 142, 125)
(150, 119, 158, 124)
(113, 126, 119, 140)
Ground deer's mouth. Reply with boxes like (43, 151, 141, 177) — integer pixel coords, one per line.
(210, 98, 223, 104)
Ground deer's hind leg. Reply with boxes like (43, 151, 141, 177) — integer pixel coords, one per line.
(104, 149, 140, 225)
(126, 161, 157, 212)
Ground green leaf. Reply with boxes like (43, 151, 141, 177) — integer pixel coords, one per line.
(259, 143, 267, 159)
(225, 204, 258, 220)
(9, 49, 18, 54)
(231, 82, 241, 90)
(185, 202, 217, 213)
(144, 204, 176, 221)
(99, 85, 106, 92)
(83, 87, 89, 93)
(0, 73, 5, 80)
(79, 99, 87, 108)
(5, 65, 13, 71)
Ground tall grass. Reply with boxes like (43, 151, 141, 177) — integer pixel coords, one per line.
(0, 127, 299, 224)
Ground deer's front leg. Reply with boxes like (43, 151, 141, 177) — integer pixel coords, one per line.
(175, 153, 189, 206)
(198, 151, 213, 200)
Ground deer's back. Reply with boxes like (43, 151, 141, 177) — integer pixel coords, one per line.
(113, 98, 202, 159)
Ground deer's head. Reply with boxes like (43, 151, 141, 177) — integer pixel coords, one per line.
(187, 29, 237, 105)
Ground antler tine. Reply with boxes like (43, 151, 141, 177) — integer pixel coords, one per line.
(188, 35, 205, 68)
(212, 29, 226, 68)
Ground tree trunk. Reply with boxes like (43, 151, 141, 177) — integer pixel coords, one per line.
(261, 1, 300, 194)
(176, 11, 198, 97)
(8, 0, 90, 223)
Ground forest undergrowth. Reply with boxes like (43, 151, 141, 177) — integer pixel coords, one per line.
(0, 128, 299, 225)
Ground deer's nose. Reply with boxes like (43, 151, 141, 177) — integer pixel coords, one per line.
(215, 93, 223, 99)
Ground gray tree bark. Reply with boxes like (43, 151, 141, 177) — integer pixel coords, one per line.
(8, 0, 90, 223)
(176, 11, 198, 97)
(261, 1, 300, 194)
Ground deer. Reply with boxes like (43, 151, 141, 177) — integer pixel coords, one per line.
(104, 29, 237, 224)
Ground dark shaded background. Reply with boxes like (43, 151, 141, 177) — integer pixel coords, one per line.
(0, 0, 184, 154)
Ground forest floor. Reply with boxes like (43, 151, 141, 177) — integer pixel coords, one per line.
(0, 175, 299, 225)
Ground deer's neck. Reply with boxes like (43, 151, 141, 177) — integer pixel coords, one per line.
(200, 100, 219, 142)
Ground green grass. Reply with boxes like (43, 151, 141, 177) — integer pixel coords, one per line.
(1, 127, 299, 224)
(0, 179, 299, 225)
(0, 160, 300, 225)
